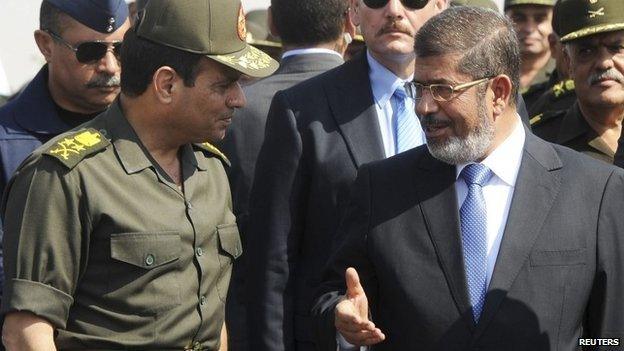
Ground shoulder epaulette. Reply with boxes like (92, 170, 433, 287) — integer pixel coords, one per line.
(43, 128, 110, 169)
(551, 79, 575, 98)
(195, 142, 231, 166)
(530, 109, 566, 128)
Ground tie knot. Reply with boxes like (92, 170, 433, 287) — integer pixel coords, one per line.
(461, 163, 492, 186)
(393, 86, 408, 100)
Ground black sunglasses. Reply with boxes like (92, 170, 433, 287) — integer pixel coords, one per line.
(362, 0, 430, 9)
(45, 30, 122, 64)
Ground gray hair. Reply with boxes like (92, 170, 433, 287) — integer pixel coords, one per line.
(414, 6, 520, 105)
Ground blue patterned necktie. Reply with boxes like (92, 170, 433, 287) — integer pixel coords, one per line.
(459, 163, 493, 323)
(393, 86, 420, 154)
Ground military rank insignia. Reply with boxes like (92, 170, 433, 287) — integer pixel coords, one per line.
(196, 141, 231, 166)
(44, 128, 110, 169)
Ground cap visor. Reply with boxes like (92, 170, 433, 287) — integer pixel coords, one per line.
(561, 23, 624, 42)
(208, 44, 279, 78)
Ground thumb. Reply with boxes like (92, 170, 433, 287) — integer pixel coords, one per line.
(345, 267, 365, 298)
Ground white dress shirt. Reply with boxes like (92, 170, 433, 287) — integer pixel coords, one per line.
(454, 116, 526, 287)
(367, 51, 426, 157)
(281, 47, 344, 60)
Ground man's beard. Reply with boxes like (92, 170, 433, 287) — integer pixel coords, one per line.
(424, 99, 494, 165)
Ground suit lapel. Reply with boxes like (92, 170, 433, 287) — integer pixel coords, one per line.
(324, 52, 385, 167)
(474, 132, 562, 338)
(415, 152, 475, 330)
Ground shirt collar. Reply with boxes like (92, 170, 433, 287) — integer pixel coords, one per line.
(281, 48, 343, 60)
(456, 115, 526, 187)
(367, 50, 413, 109)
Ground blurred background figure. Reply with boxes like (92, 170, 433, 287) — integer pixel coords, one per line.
(505, 0, 556, 108)
(219, 0, 354, 349)
(344, 29, 366, 61)
(451, 0, 499, 11)
(533, 0, 624, 164)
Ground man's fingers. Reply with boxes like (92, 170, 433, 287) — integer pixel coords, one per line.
(339, 328, 386, 346)
(345, 267, 365, 297)
(335, 300, 374, 332)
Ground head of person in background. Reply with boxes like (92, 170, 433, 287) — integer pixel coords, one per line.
(559, 0, 624, 150)
(34, 0, 130, 114)
(344, 28, 366, 61)
(351, 0, 448, 76)
(505, 0, 555, 89)
(451, 0, 499, 11)
(245, 9, 282, 63)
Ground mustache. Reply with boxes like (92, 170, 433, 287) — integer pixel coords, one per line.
(86, 75, 120, 89)
(588, 69, 624, 85)
(376, 20, 413, 37)
(421, 114, 451, 128)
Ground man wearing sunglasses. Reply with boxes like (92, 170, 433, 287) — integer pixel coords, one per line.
(314, 6, 624, 350)
(0, 0, 130, 197)
(245, 0, 447, 350)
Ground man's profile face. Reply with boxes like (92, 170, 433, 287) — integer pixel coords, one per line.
(566, 30, 624, 109)
(175, 58, 246, 143)
(414, 54, 495, 165)
(352, 0, 445, 62)
(506, 5, 553, 57)
(46, 16, 130, 113)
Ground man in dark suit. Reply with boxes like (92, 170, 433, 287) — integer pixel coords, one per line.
(245, 0, 450, 350)
(220, 0, 354, 349)
(313, 6, 624, 350)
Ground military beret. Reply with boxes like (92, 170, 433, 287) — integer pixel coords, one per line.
(136, 0, 278, 78)
(557, 0, 624, 42)
(504, 0, 555, 10)
(46, 0, 129, 34)
(452, 0, 500, 11)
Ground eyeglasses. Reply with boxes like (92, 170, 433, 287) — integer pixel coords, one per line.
(362, 0, 430, 10)
(405, 77, 493, 102)
(45, 30, 122, 64)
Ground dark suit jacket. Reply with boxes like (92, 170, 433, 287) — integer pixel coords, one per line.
(245, 52, 388, 351)
(313, 132, 624, 351)
(219, 52, 343, 351)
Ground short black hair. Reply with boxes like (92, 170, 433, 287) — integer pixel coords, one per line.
(40, 0, 69, 34)
(415, 6, 521, 105)
(270, 0, 348, 46)
(120, 27, 203, 97)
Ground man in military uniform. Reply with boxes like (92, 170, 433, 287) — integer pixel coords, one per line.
(0, 0, 130, 195)
(532, 0, 624, 164)
(0, 0, 277, 349)
(505, 0, 556, 111)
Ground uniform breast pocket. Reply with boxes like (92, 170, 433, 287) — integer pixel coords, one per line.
(215, 224, 242, 302)
(530, 248, 587, 266)
(108, 231, 182, 314)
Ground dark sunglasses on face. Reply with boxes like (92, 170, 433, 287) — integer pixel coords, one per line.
(45, 30, 122, 64)
(362, 0, 430, 10)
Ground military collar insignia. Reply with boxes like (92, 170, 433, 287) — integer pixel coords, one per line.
(44, 128, 110, 169)
(194, 142, 231, 166)
(552, 79, 575, 98)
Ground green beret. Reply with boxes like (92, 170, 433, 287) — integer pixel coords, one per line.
(557, 0, 624, 42)
(505, 0, 556, 10)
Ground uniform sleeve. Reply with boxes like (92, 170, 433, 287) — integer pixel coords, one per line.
(245, 91, 305, 351)
(585, 168, 624, 347)
(1, 155, 88, 329)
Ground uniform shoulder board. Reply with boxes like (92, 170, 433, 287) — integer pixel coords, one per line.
(194, 142, 231, 166)
(530, 110, 566, 128)
(43, 128, 110, 169)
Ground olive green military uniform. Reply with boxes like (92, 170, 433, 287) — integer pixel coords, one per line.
(1, 101, 242, 349)
(527, 76, 576, 119)
(532, 102, 614, 163)
(521, 58, 557, 113)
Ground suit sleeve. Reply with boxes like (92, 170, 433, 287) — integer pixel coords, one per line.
(311, 164, 379, 351)
(245, 91, 306, 351)
(585, 168, 624, 348)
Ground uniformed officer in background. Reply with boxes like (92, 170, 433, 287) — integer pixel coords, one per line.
(532, 0, 624, 164)
(505, 0, 557, 109)
(0, 0, 130, 195)
(0, 0, 277, 349)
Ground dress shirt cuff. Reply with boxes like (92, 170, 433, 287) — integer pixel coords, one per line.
(336, 331, 369, 351)
(1, 278, 73, 329)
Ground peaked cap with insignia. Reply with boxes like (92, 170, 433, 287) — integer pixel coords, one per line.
(136, 0, 279, 78)
(46, 0, 129, 34)
(557, 0, 624, 42)
(504, 0, 555, 10)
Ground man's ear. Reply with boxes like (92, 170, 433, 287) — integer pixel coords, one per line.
(350, 0, 361, 26)
(152, 66, 178, 104)
(34, 30, 54, 62)
(490, 74, 513, 116)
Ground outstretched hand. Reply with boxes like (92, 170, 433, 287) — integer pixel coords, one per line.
(334, 267, 385, 346)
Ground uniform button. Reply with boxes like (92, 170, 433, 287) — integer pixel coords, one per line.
(200, 296, 207, 306)
(196, 247, 204, 257)
(145, 254, 155, 266)
(186, 201, 193, 210)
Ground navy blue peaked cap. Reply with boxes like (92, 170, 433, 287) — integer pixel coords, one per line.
(46, 0, 129, 33)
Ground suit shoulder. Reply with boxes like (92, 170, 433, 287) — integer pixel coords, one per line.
(280, 62, 348, 98)
(41, 128, 110, 170)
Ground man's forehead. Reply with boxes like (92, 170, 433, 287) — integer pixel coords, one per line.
(506, 5, 552, 16)
(414, 54, 464, 82)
